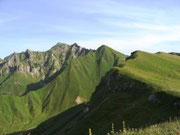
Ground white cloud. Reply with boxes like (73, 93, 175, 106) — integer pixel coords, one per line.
(77, 33, 180, 54)
(100, 20, 180, 32)
(74, 0, 180, 54)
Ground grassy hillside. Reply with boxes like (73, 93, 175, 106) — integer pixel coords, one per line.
(26, 51, 180, 135)
(118, 51, 180, 94)
(0, 45, 126, 134)
(107, 119, 180, 135)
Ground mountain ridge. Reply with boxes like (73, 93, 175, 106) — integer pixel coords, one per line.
(0, 43, 91, 77)
(0, 43, 92, 96)
(2, 44, 180, 135)
(22, 50, 180, 135)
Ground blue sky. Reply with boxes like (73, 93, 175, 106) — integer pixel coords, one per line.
(0, 0, 180, 58)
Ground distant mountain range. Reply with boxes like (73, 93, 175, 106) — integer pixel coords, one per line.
(0, 43, 180, 135)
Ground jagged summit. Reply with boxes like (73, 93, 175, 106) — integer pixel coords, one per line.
(71, 43, 79, 47)
(50, 42, 90, 56)
(0, 42, 93, 79)
(50, 42, 85, 50)
(0, 42, 103, 96)
(25, 49, 32, 53)
(50, 42, 70, 50)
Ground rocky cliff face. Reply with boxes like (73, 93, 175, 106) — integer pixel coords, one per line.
(0, 43, 91, 78)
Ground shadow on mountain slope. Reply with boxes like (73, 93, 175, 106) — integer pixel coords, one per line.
(21, 63, 67, 96)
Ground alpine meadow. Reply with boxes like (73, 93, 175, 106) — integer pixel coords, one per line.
(0, 0, 180, 135)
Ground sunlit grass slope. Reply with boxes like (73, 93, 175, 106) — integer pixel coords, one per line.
(116, 51, 180, 94)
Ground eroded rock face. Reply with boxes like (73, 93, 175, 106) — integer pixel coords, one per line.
(0, 43, 91, 79)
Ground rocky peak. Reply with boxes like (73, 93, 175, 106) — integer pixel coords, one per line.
(50, 43, 70, 54)
(3, 52, 20, 66)
(25, 49, 32, 59)
(26, 49, 32, 52)
(4, 52, 15, 61)
(71, 43, 79, 48)
(0, 42, 92, 80)
(70, 43, 91, 58)
(51, 42, 90, 56)
(51, 42, 69, 50)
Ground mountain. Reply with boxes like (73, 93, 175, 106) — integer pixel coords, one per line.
(0, 43, 90, 96)
(0, 43, 126, 134)
(26, 51, 180, 135)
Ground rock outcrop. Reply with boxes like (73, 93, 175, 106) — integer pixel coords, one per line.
(0, 43, 91, 79)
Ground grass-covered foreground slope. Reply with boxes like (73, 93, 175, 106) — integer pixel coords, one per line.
(26, 51, 180, 135)
(107, 119, 180, 135)
(0, 44, 126, 134)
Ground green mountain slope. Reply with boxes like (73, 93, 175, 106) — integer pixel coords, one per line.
(0, 44, 126, 134)
(26, 51, 180, 135)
